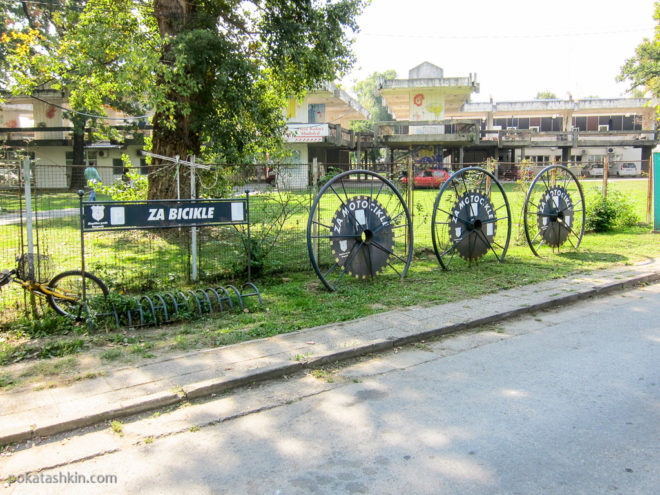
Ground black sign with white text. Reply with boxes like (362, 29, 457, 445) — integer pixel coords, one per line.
(82, 199, 247, 231)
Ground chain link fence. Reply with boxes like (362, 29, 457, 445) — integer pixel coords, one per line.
(0, 156, 652, 322)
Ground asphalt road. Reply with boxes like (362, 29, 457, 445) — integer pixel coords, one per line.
(5, 283, 659, 494)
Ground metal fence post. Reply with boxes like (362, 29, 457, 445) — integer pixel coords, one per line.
(603, 156, 609, 199)
(191, 155, 197, 282)
(23, 157, 35, 282)
(312, 158, 319, 260)
(653, 152, 659, 233)
(647, 156, 653, 225)
(407, 148, 413, 248)
(78, 190, 87, 303)
(245, 189, 251, 282)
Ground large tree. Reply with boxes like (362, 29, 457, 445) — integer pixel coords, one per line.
(618, 1, 660, 119)
(1, 0, 155, 187)
(147, 0, 365, 198)
(2, 0, 366, 198)
(350, 70, 396, 164)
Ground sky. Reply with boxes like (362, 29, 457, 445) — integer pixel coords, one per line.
(340, 0, 658, 102)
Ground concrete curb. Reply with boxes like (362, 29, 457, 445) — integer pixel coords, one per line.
(2, 270, 658, 446)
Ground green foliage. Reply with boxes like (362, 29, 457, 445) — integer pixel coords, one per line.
(351, 70, 397, 130)
(618, 2, 660, 118)
(38, 339, 85, 359)
(93, 156, 147, 201)
(11, 314, 79, 339)
(585, 189, 639, 232)
(101, 348, 123, 361)
(350, 70, 397, 163)
(535, 91, 558, 99)
(1, 0, 157, 125)
(319, 166, 344, 185)
(2, 0, 366, 197)
(0, 373, 15, 389)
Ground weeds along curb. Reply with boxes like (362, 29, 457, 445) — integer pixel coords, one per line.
(2, 271, 659, 447)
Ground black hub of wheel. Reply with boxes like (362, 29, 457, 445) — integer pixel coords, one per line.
(330, 195, 394, 279)
(448, 190, 497, 262)
(536, 186, 573, 248)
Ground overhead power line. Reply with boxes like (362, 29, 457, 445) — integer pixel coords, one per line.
(28, 94, 150, 122)
(359, 27, 653, 41)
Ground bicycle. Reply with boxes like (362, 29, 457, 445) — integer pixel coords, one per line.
(0, 255, 109, 320)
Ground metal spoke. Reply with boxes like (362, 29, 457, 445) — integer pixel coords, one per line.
(482, 215, 508, 224)
(310, 234, 360, 240)
(371, 240, 408, 265)
(439, 231, 470, 258)
(323, 262, 340, 279)
(385, 260, 402, 277)
(328, 183, 362, 232)
(476, 229, 504, 261)
(312, 219, 334, 230)
(335, 241, 364, 286)
(373, 180, 385, 203)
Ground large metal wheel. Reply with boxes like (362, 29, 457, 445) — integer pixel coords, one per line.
(523, 164, 585, 256)
(431, 167, 512, 269)
(307, 170, 413, 291)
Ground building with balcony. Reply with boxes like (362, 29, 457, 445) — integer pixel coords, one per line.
(1, 83, 369, 189)
(375, 62, 658, 173)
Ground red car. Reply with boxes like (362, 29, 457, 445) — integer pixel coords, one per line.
(401, 168, 450, 188)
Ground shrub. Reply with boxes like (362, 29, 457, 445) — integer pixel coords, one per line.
(585, 189, 638, 232)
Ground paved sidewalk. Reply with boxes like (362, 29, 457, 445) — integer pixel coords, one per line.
(1, 259, 659, 446)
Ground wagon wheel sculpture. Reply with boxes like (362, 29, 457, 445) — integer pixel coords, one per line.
(431, 167, 512, 269)
(523, 164, 585, 256)
(307, 170, 413, 291)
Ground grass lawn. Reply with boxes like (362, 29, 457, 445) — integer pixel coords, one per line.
(1, 221, 658, 391)
(0, 175, 656, 390)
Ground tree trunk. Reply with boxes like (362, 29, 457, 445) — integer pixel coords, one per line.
(148, 0, 199, 200)
(69, 115, 87, 190)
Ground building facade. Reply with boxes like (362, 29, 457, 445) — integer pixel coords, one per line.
(375, 62, 658, 173)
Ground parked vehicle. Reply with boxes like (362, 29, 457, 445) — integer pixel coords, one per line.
(581, 163, 604, 177)
(401, 168, 450, 188)
(616, 162, 638, 177)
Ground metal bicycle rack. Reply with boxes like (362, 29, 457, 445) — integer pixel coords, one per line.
(78, 184, 264, 329)
(102, 282, 263, 328)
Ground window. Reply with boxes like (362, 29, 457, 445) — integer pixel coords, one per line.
(85, 151, 97, 166)
(112, 158, 123, 175)
(609, 116, 623, 131)
(540, 118, 553, 132)
(572, 117, 587, 131)
(308, 104, 325, 123)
